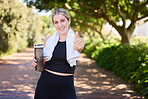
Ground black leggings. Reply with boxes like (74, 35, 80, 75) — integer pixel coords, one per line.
(34, 70, 77, 99)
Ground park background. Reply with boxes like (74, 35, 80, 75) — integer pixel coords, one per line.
(0, 0, 148, 98)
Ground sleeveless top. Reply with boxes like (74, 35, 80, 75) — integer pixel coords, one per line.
(44, 41, 75, 74)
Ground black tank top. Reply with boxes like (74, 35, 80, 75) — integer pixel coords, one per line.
(44, 41, 75, 74)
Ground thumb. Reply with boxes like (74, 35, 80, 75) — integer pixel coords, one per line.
(75, 31, 78, 40)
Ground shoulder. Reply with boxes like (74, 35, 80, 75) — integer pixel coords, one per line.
(43, 36, 50, 48)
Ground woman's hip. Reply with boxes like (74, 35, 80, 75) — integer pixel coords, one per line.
(37, 70, 75, 91)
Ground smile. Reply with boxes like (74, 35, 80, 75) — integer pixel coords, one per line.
(59, 27, 64, 31)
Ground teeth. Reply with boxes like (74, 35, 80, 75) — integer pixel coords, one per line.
(59, 27, 64, 30)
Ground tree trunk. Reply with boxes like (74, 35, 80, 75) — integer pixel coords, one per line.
(117, 28, 131, 46)
(121, 23, 136, 45)
(114, 20, 136, 46)
(119, 27, 135, 46)
(121, 35, 130, 45)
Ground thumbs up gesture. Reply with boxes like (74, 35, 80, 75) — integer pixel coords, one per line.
(73, 31, 85, 53)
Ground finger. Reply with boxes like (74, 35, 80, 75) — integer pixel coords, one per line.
(33, 61, 37, 65)
(75, 31, 78, 40)
(32, 62, 37, 67)
(74, 38, 84, 44)
(34, 58, 37, 62)
(75, 41, 84, 49)
(73, 46, 77, 50)
(75, 44, 82, 50)
(74, 39, 83, 46)
(78, 45, 83, 50)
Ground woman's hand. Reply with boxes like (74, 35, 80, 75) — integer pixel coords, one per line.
(73, 32, 85, 53)
(32, 57, 45, 67)
(32, 57, 37, 67)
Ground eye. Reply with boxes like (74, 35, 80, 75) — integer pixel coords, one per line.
(54, 21, 58, 24)
(61, 19, 65, 22)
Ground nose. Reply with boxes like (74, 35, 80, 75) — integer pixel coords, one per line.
(58, 22, 62, 27)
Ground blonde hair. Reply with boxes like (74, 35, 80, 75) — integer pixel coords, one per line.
(52, 8, 71, 23)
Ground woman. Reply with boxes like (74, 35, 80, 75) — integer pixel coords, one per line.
(32, 8, 85, 99)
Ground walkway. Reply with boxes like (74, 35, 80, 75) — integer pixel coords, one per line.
(0, 48, 144, 99)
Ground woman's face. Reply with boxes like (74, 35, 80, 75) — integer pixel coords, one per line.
(53, 14, 70, 35)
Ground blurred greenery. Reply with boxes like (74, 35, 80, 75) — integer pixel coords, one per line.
(83, 35, 148, 98)
(40, 15, 55, 38)
(0, 0, 53, 57)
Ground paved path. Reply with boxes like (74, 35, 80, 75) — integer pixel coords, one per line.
(0, 48, 144, 99)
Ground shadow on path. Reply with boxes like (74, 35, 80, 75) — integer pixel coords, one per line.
(75, 54, 144, 99)
(0, 48, 40, 99)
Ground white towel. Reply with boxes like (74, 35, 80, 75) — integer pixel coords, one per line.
(44, 28, 80, 67)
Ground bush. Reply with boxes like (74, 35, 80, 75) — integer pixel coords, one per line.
(84, 37, 148, 98)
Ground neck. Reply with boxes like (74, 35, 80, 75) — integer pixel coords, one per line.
(59, 34, 67, 41)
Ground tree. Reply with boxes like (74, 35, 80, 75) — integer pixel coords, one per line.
(0, 0, 43, 55)
(40, 15, 55, 38)
(25, 0, 148, 45)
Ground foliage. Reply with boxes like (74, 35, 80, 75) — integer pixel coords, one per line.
(0, 0, 43, 56)
(24, 0, 148, 45)
(83, 33, 120, 59)
(39, 15, 55, 38)
(83, 36, 148, 98)
(97, 44, 148, 97)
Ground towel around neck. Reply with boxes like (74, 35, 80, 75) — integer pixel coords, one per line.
(44, 28, 80, 67)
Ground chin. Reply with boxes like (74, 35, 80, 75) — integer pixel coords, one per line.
(59, 30, 68, 34)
